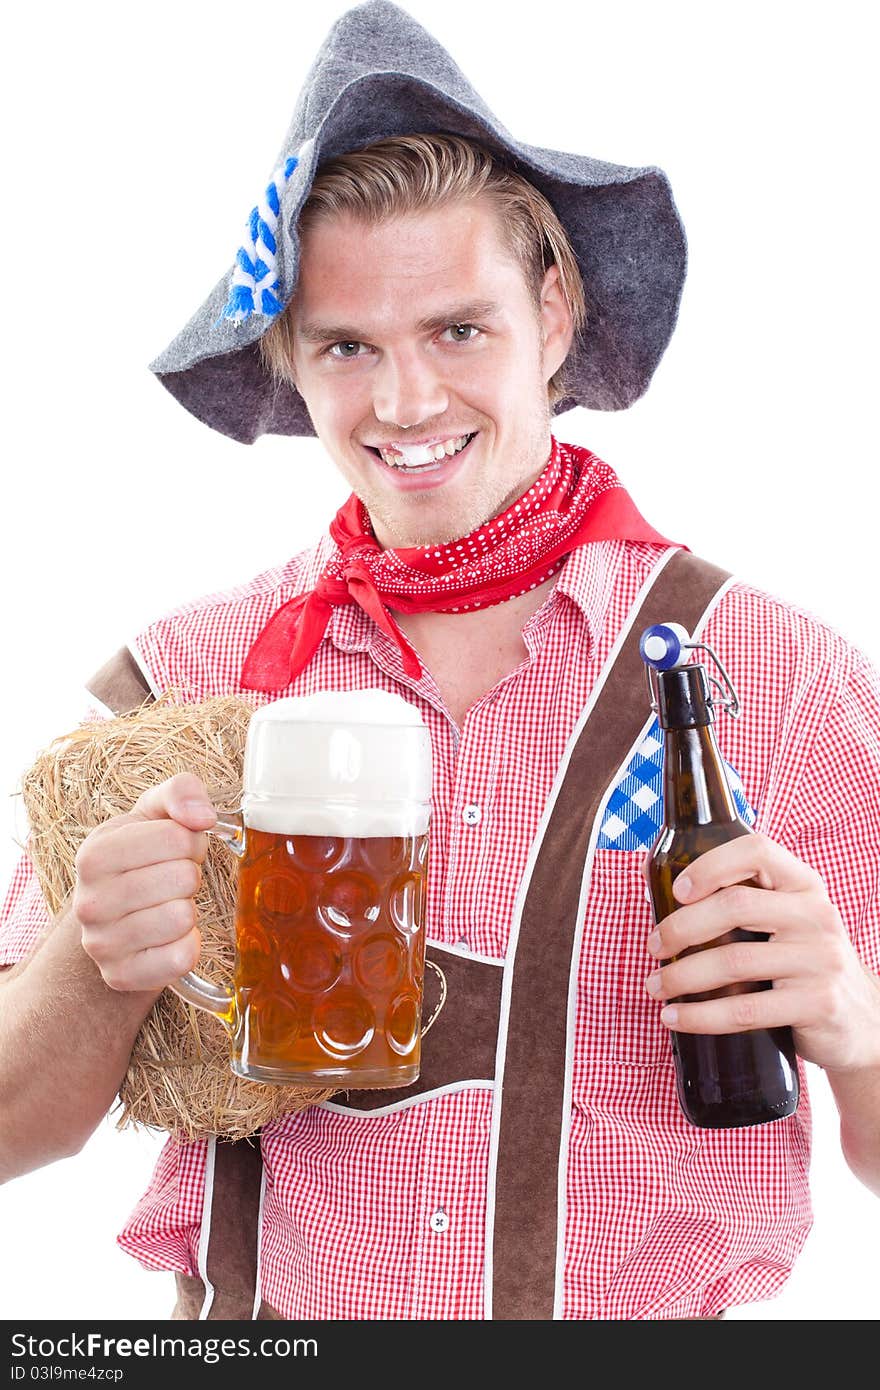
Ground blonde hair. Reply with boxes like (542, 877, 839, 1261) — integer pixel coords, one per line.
(260, 132, 586, 406)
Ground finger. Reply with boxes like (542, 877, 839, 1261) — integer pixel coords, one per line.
(671, 832, 823, 904)
(91, 859, 204, 922)
(657, 984, 804, 1035)
(128, 773, 217, 831)
(82, 896, 200, 965)
(646, 940, 804, 1002)
(99, 927, 202, 993)
(648, 883, 820, 959)
(77, 819, 210, 879)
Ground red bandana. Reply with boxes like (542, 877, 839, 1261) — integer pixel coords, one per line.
(241, 437, 682, 692)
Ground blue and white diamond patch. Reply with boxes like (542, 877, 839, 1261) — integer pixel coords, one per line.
(596, 718, 756, 851)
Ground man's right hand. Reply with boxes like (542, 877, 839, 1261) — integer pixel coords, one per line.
(73, 772, 218, 993)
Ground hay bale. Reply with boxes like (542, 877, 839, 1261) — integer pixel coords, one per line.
(20, 692, 336, 1141)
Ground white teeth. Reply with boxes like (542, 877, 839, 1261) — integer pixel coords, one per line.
(378, 434, 472, 469)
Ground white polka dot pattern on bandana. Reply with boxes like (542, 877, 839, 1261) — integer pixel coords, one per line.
(239, 436, 675, 689)
(324, 437, 623, 614)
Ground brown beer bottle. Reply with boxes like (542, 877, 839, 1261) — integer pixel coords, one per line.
(640, 624, 799, 1129)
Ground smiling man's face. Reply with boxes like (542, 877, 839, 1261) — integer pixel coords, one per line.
(287, 195, 573, 549)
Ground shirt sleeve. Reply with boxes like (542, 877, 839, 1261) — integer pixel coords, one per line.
(0, 851, 53, 967)
(785, 653, 880, 975)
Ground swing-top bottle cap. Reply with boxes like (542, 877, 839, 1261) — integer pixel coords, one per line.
(641, 621, 742, 727)
(639, 622, 691, 671)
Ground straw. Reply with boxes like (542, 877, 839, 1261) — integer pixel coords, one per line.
(19, 693, 336, 1141)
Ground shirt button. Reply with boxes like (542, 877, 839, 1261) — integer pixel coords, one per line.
(462, 804, 482, 827)
(429, 1209, 449, 1233)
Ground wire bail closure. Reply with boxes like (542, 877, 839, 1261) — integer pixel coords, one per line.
(639, 623, 741, 719)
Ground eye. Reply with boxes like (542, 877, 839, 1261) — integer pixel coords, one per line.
(326, 341, 366, 359)
(442, 323, 481, 344)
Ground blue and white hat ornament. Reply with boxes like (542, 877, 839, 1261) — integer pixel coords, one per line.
(217, 155, 303, 325)
(150, 0, 688, 444)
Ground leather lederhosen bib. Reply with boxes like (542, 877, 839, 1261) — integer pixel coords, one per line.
(89, 549, 732, 1320)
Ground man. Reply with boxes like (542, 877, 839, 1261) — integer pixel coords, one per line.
(1, 1, 878, 1320)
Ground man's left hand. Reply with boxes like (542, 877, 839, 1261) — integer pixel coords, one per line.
(644, 832, 880, 1074)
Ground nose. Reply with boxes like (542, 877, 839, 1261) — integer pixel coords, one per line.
(372, 348, 449, 430)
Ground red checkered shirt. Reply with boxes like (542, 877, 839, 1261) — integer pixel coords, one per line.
(3, 440, 880, 1319)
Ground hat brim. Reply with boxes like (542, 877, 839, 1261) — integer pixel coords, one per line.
(151, 71, 687, 444)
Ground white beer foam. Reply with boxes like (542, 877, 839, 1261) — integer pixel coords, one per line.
(252, 689, 426, 726)
(242, 690, 432, 838)
(243, 797, 431, 837)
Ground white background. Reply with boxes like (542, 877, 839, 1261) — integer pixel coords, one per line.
(1, 0, 878, 1321)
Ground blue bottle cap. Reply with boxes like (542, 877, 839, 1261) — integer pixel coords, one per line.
(639, 622, 692, 671)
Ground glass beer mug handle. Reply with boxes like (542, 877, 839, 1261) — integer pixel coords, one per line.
(168, 808, 245, 1022)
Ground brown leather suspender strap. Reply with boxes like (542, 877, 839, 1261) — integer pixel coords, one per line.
(86, 647, 155, 715)
(172, 1138, 282, 1321)
(489, 551, 730, 1318)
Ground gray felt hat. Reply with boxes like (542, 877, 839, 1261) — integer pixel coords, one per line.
(150, 0, 687, 444)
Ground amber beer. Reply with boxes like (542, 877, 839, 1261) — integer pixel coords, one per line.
(232, 826, 429, 1084)
(172, 689, 433, 1088)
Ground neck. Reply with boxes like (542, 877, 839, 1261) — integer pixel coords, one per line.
(365, 437, 557, 553)
(391, 573, 560, 729)
(391, 571, 558, 642)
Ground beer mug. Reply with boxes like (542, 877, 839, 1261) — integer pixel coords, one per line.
(171, 690, 433, 1088)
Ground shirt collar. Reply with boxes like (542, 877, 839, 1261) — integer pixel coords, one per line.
(535, 541, 619, 649)
(323, 536, 635, 662)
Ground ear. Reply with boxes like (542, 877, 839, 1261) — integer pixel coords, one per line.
(539, 264, 574, 383)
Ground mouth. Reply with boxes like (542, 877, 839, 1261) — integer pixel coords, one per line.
(365, 432, 478, 474)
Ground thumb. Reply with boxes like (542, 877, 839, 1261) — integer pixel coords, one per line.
(131, 772, 218, 831)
